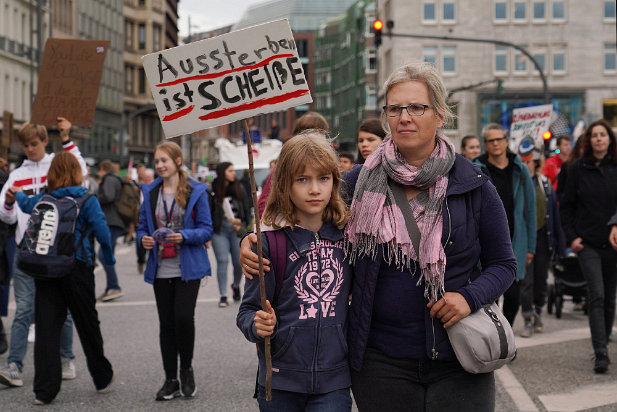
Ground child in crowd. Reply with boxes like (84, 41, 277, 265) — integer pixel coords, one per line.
(14, 151, 115, 405)
(237, 130, 353, 411)
(137, 141, 213, 401)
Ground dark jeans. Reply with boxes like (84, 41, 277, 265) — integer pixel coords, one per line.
(520, 227, 550, 317)
(99, 226, 123, 291)
(257, 385, 351, 412)
(34, 261, 113, 403)
(351, 348, 495, 412)
(578, 245, 617, 353)
(153, 277, 200, 380)
(502, 280, 520, 326)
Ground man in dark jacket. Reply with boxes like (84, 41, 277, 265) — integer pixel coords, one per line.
(96, 160, 125, 301)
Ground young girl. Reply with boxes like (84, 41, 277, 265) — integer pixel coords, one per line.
(15, 151, 115, 405)
(137, 141, 213, 400)
(237, 130, 352, 411)
(209, 162, 250, 307)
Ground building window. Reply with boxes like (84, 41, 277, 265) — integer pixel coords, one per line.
(442, 46, 456, 73)
(533, 1, 546, 20)
(138, 68, 146, 94)
(514, 48, 527, 73)
(605, 44, 617, 72)
(423, 0, 436, 22)
(552, 45, 566, 73)
(366, 48, 377, 73)
(552, 0, 565, 20)
(365, 84, 377, 110)
(423, 46, 437, 66)
(296, 39, 308, 57)
(138, 23, 146, 50)
(495, 46, 508, 73)
(125, 19, 134, 50)
(605, 1, 616, 20)
(532, 46, 547, 74)
(443, 0, 455, 22)
(494, 1, 507, 21)
(604, 99, 617, 128)
(125, 64, 134, 94)
(153, 23, 161, 51)
(513, 1, 527, 20)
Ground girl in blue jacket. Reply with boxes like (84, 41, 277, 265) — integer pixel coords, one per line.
(237, 131, 352, 411)
(15, 151, 116, 404)
(137, 141, 213, 401)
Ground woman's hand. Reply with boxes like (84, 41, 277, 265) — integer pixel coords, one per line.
(240, 233, 270, 280)
(526, 252, 534, 267)
(610, 226, 617, 251)
(254, 300, 276, 338)
(166, 232, 183, 244)
(427, 292, 471, 329)
(141, 235, 155, 250)
(571, 237, 584, 253)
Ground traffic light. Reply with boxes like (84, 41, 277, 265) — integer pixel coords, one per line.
(373, 19, 384, 47)
(542, 130, 552, 140)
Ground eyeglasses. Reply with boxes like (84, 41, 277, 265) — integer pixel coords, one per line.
(485, 137, 507, 144)
(383, 103, 434, 117)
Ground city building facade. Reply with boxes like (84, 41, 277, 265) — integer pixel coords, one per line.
(376, 0, 617, 147)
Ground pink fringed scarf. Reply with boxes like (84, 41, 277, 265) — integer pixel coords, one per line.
(345, 132, 456, 302)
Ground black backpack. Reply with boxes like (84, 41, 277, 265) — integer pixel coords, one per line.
(18, 193, 92, 279)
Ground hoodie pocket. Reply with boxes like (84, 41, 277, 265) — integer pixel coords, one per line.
(316, 323, 348, 370)
(272, 326, 316, 370)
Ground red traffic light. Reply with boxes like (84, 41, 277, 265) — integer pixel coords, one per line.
(373, 20, 384, 31)
(542, 131, 552, 140)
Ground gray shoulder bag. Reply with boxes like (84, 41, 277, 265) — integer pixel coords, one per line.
(390, 180, 516, 374)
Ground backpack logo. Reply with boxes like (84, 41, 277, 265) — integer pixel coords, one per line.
(35, 209, 58, 255)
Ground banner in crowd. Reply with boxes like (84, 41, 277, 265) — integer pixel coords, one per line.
(31, 39, 110, 126)
(509, 104, 553, 160)
(142, 19, 312, 138)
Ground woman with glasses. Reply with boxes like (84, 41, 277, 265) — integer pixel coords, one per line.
(240, 62, 516, 411)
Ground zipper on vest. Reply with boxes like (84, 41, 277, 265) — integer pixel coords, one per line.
(311, 231, 321, 392)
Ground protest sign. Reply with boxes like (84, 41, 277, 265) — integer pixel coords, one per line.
(142, 19, 312, 138)
(31, 39, 109, 126)
(509, 104, 553, 160)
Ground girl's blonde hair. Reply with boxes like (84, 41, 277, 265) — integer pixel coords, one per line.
(155, 141, 190, 209)
(262, 130, 348, 230)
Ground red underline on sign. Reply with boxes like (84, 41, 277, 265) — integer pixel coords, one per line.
(198, 89, 310, 121)
(162, 105, 195, 121)
(156, 53, 295, 87)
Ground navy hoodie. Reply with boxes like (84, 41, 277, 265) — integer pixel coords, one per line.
(237, 222, 352, 394)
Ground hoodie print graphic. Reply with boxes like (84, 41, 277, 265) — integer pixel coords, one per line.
(291, 238, 345, 320)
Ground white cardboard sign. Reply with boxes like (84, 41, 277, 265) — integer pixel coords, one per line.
(509, 104, 553, 160)
(142, 19, 312, 138)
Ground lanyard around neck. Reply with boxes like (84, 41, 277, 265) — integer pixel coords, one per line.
(161, 184, 176, 228)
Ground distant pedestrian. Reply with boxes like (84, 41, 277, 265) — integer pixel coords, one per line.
(96, 160, 125, 302)
(356, 118, 386, 164)
(14, 151, 115, 405)
(560, 119, 617, 374)
(137, 141, 213, 400)
(542, 134, 571, 190)
(339, 152, 355, 173)
(0, 117, 86, 389)
(474, 123, 536, 327)
(460, 134, 481, 161)
(237, 131, 352, 411)
(209, 162, 250, 307)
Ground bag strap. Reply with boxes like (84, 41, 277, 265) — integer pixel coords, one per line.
(389, 180, 421, 256)
(483, 304, 509, 359)
(265, 229, 286, 306)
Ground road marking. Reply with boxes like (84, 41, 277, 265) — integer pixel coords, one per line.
(96, 298, 220, 307)
(495, 365, 539, 411)
(538, 381, 617, 412)
(515, 327, 591, 349)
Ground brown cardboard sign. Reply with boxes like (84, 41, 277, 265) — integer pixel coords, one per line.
(31, 39, 110, 126)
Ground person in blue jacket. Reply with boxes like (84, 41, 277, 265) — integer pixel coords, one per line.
(14, 151, 116, 405)
(237, 131, 353, 412)
(137, 141, 212, 401)
(473, 123, 536, 326)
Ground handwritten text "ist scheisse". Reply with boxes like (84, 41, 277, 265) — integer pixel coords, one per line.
(155, 35, 309, 122)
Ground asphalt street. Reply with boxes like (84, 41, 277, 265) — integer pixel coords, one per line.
(1, 242, 616, 411)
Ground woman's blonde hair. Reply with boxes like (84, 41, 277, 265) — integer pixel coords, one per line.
(262, 130, 348, 230)
(155, 141, 190, 209)
(46, 152, 82, 192)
